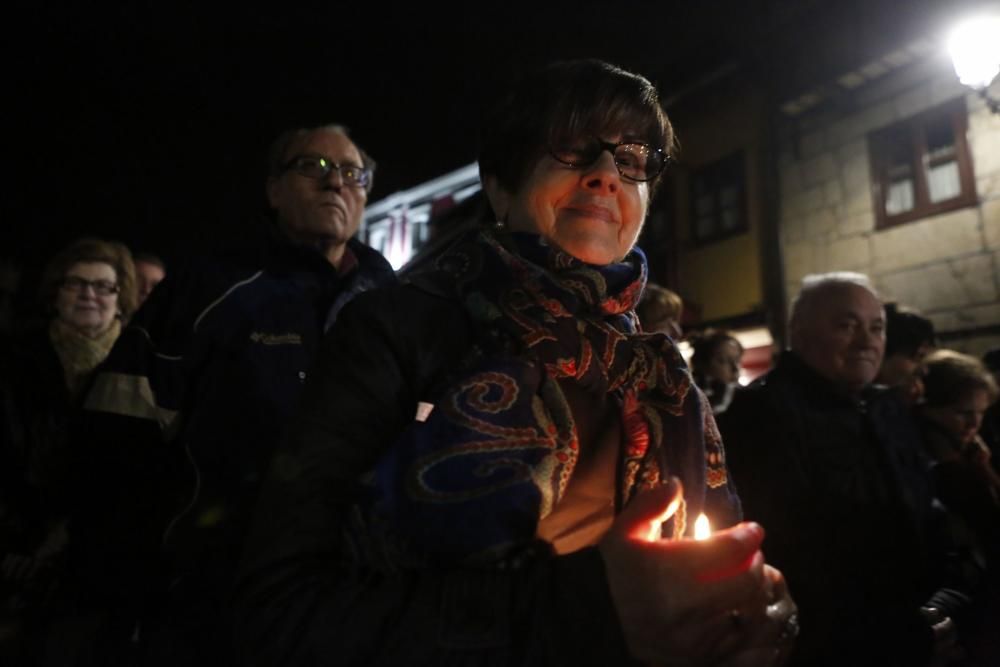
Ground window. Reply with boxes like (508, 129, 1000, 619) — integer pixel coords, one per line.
(869, 98, 977, 229)
(690, 151, 747, 244)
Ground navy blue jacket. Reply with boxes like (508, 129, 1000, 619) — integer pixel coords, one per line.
(73, 221, 395, 619)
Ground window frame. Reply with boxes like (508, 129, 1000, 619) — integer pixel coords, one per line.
(868, 98, 977, 230)
(689, 150, 749, 245)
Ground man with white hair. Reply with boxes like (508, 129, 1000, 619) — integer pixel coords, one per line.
(786, 272, 886, 395)
(717, 272, 977, 667)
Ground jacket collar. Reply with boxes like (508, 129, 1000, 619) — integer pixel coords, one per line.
(773, 350, 877, 408)
(247, 217, 394, 285)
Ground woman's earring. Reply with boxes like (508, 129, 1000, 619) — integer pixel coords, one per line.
(493, 212, 508, 232)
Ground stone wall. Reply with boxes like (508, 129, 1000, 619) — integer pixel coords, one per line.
(778, 57, 1000, 356)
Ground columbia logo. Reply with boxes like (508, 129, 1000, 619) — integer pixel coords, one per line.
(249, 332, 303, 345)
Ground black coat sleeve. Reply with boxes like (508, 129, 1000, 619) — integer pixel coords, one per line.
(68, 263, 226, 604)
(233, 286, 636, 667)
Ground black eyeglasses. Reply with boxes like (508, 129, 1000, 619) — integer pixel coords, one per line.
(61, 276, 119, 296)
(283, 155, 372, 188)
(550, 138, 669, 182)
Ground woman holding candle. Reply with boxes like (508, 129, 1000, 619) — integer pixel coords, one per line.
(236, 59, 797, 666)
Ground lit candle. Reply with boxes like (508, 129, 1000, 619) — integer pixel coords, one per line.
(694, 513, 711, 540)
(645, 485, 683, 542)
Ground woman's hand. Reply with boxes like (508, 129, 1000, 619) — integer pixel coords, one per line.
(715, 565, 798, 667)
(598, 479, 797, 665)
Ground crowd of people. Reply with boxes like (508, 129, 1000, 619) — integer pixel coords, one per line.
(1, 58, 998, 667)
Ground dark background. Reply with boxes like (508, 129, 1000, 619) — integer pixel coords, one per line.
(5, 2, 716, 264)
(4, 0, 960, 270)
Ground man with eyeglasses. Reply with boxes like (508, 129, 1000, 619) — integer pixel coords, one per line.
(66, 124, 395, 666)
(265, 125, 378, 269)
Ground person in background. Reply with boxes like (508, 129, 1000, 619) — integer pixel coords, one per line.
(875, 302, 936, 405)
(719, 272, 979, 667)
(919, 349, 1000, 523)
(132, 252, 166, 306)
(1, 238, 136, 664)
(981, 348, 1000, 475)
(235, 58, 797, 667)
(918, 349, 1000, 665)
(66, 123, 396, 666)
(636, 281, 683, 339)
(690, 328, 744, 415)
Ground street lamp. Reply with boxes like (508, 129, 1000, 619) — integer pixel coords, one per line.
(947, 14, 1000, 114)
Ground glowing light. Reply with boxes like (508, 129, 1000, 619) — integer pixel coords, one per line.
(694, 513, 711, 540)
(645, 487, 683, 542)
(947, 15, 1000, 89)
(385, 246, 409, 270)
(647, 519, 663, 543)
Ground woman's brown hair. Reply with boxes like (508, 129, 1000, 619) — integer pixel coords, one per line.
(478, 59, 675, 198)
(39, 237, 138, 321)
(922, 349, 999, 407)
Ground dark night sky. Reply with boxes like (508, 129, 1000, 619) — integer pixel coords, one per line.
(11, 0, 952, 273)
(7, 1, 751, 269)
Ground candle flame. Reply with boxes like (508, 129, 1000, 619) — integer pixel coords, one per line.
(647, 519, 663, 542)
(694, 513, 711, 540)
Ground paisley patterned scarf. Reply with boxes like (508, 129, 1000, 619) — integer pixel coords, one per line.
(366, 230, 736, 565)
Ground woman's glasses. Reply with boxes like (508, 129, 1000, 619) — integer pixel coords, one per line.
(550, 138, 669, 182)
(61, 276, 119, 296)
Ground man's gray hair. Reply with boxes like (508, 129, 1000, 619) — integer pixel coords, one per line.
(789, 271, 879, 335)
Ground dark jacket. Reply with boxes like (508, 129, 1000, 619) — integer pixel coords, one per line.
(981, 402, 1000, 475)
(1, 330, 78, 594)
(919, 420, 1000, 560)
(1, 329, 87, 663)
(69, 222, 395, 663)
(919, 419, 1000, 664)
(1, 331, 74, 548)
(233, 267, 735, 667)
(718, 351, 977, 667)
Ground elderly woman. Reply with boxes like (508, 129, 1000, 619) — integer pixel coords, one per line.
(37, 238, 137, 392)
(236, 59, 796, 667)
(0, 237, 136, 659)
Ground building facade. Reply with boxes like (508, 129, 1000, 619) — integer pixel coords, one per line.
(777, 53, 999, 355)
(657, 4, 999, 357)
(363, 3, 999, 367)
